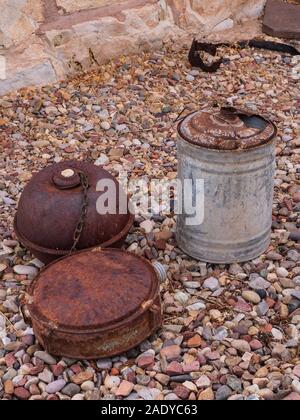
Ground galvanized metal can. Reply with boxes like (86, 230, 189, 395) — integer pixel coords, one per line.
(176, 106, 277, 264)
(26, 248, 162, 359)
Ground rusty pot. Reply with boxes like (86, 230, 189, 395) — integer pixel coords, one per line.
(26, 248, 162, 359)
(14, 161, 134, 264)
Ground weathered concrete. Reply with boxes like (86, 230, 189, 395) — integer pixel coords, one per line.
(0, 0, 267, 95)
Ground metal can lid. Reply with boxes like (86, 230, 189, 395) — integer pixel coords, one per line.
(178, 106, 277, 150)
(28, 248, 159, 332)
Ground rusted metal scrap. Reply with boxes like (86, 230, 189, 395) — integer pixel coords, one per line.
(26, 248, 162, 360)
(14, 161, 134, 264)
(189, 38, 300, 72)
(188, 39, 223, 72)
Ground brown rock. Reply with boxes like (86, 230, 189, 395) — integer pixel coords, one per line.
(14, 387, 30, 400)
(198, 387, 215, 400)
(283, 392, 300, 401)
(263, 0, 300, 40)
(155, 230, 173, 241)
(115, 380, 134, 397)
(137, 354, 155, 369)
(293, 192, 300, 203)
(71, 371, 94, 385)
(186, 334, 202, 348)
(155, 239, 166, 250)
(4, 380, 14, 395)
(160, 345, 181, 361)
(165, 361, 183, 376)
(174, 384, 190, 400)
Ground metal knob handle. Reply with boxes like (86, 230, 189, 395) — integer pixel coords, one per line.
(52, 168, 81, 189)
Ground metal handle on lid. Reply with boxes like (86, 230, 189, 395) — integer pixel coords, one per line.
(53, 168, 81, 189)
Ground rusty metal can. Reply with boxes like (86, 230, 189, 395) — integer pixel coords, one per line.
(177, 106, 277, 263)
(14, 161, 134, 264)
(26, 248, 162, 359)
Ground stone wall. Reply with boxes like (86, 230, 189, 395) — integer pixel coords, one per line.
(0, 0, 266, 95)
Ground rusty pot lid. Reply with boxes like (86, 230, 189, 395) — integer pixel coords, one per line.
(178, 106, 277, 150)
(28, 248, 159, 332)
(15, 161, 133, 253)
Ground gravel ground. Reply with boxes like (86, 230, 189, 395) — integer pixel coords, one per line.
(0, 41, 299, 401)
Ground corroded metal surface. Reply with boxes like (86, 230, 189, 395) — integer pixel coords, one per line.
(27, 248, 162, 359)
(14, 161, 134, 264)
(178, 106, 277, 150)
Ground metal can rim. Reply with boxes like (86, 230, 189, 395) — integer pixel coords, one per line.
(177, 109, 277, 152)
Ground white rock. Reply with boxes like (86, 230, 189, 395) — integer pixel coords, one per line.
(95, 154, 109, 166)
(271, 328, 284, 341)
(104, 375, 120, 389)
(13, 265, 38, 277)
(276, 267, 289, 277)
(196, 375, 211, 388)
(186, 302, 206, 311)
(100, 121, 111, 131)
(98, 110, 109, 120)
(174, 291, 189, 305)
(140, 220, 154, 234)
(203, 277, 219, 291)
(72, 394, 85, 400)
(292, 380, 300, 394)
(81, 381, 95, 392)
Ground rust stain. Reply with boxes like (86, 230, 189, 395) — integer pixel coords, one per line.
(178, 106, 277, 151)
(14, 161, 134, 264)
(27, 248, 162, 359)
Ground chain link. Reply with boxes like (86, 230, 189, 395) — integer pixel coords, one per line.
(69, 172, 89, 255)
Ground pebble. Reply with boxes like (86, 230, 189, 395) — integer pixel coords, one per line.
(72, 371, 94, 385)
(203, 277, 219, 291)
(293, 365, 300, 378)
(242, 290, 261, 304)
(160, 345, 181, 361)
(256, 301, 269, 316)
(276, 267, 289, 277)
(104, 375, 121, 389)
(186, 75, 195, 82)
(115, 380, 134, 397)
(266, 251, 283, 261)
(140, 220, 154, 234)
(13, 265, 38, 277)
(0, 263, 7, 273)
(231, 340, 251, 353)
(216, 385, 233, 401)
(38, 369, 54, 384)
(61, 383, 81, 397)
(34, 351, 56, 365)
(100, 121, 111, 130)
(46, 380, 66, 394)
(196, 375, 211, 388)
(249, 277, 270, 290)
(271, 328, 284, 340)
(14, 387, 30, 400)
(198, 387, 215, 400)
(96, 359, 112, 370)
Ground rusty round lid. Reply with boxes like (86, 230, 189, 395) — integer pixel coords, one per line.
(28, 248, 159, 332)
(178, 106, 277, 150)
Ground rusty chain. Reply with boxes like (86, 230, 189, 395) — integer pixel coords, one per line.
(69, 172, 89, 255)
